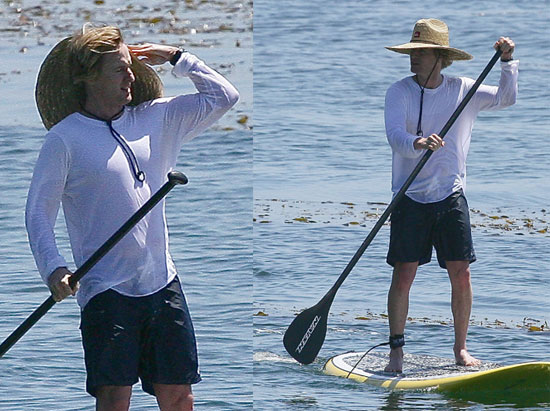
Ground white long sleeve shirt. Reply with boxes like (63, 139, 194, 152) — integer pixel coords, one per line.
(385, 60, 518, 203)
(26, 52, 239, 308)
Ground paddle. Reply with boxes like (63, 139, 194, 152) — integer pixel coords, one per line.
(0, 171, 188, 358)
(283, 49, 503, 365)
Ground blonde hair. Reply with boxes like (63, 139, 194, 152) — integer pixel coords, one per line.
(69, 25, 124, 85)
(66, 25, 125, 105)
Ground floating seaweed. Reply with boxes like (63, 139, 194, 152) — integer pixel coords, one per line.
(255, 199, 549, 236)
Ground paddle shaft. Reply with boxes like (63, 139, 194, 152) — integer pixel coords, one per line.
(324, 49, 502, 299)
(0, 171, 188, 358)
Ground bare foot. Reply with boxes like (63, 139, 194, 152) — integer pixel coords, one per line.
(384, 347, 403, 373)
(454, 348, 481, 366)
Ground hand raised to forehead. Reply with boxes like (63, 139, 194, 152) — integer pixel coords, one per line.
(128, 43, 181, 66)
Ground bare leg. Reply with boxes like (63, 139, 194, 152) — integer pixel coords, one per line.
(96, 386, 132, 411)
(155, 383, 194, 411)
(384, 262, 418, 373)
(446, 260, 480, 366)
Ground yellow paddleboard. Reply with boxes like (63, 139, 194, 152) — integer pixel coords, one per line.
(324, 351, 550, 399)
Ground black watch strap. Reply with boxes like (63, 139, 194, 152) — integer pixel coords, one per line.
(170, 48, 185, 66)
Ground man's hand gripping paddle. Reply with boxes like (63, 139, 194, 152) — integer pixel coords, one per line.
(0, 171, 188, 359)
(283, 50, 503, 365)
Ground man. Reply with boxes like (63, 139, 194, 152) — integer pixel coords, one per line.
(26, 25, 238, 410)
(383, 18, 517, 373)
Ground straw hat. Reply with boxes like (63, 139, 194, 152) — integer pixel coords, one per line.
(35, 37, 164, 130)
(386, 18, 473, 61)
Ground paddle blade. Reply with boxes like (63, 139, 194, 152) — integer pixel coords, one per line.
(283, 301, 330, 364)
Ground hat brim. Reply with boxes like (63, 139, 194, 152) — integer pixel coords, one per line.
(36, 37, 164, 130)
(386, 42, 473, 61)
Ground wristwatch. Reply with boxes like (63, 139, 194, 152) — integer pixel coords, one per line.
(170, 48, 186, 66)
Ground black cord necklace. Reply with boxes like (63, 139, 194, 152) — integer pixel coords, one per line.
(415, 55, 441, 137)
(81, 107, 146, 182)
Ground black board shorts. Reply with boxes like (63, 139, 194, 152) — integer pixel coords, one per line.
(79, 276, 201, 397)
(386, 189, 476, 269)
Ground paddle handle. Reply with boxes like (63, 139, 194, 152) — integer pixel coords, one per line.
(0, 171, 187, 358)
(330, 49, 503, 294)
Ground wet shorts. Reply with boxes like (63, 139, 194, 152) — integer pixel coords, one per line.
(80, 276, 201, 397)
(386, 190, 476, 269)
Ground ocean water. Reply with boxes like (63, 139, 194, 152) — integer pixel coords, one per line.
(0, 0, 252, 409)
(1, 0, 549, 410)
(254, 1, 549, 410)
